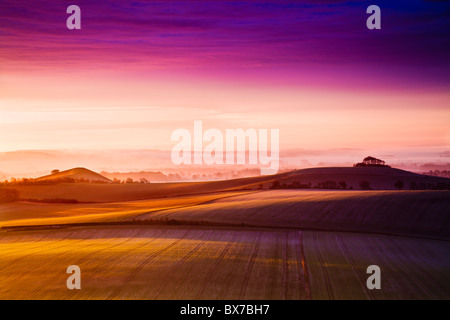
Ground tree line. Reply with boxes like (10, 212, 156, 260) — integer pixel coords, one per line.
(268, 180, 450, 190)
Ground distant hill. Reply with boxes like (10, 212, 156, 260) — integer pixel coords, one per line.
(242, 166, 450, 190)
(100, 171, 181, 183)
(35, 168, 112, 184)
(4, 166, 449, 203)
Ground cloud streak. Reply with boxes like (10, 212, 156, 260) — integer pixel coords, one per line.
(1, 0, 449, 89)
(0, 1, 449, 161)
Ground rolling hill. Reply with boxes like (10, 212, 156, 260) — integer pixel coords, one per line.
(238, 166, 450, 191)
(34, 167, 112, 183)
(2, 166, 448, 203)
(1, 167, 449, 300)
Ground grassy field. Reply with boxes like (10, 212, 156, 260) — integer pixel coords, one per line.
(0, 191, 252, 227)
(132, 190, 450, 239)
(0, 188, 449, 299)
(0, 226, 448, 299)
(304, 232, 450, 299)
(2, 190, 449, 239)
(2, 174, 277, 203)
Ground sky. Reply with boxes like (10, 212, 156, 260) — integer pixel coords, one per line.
(0, 0, 449, 173)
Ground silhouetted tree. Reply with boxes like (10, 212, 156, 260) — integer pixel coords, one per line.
(270, 180, 281, 189)
(51, 169, 60, 175)
(359, 180, 371, 190)
(338, 181, 347, 189)
(436, 182, 447, 190)
(409, 181, 418, 190)
(394, 180, 404, 190)
(317, 180, 338, 189)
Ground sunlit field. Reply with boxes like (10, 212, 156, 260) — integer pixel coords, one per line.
(2, 190, 449, 239)
(1, 226, 448, 299)
(0, 191, 251, 227)
(1, 188, 449, 299)
(2, 0, 450, 303)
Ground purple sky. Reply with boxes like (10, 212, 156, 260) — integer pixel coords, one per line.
(0, 1, 449, 173)
(1, 0, 449, 89)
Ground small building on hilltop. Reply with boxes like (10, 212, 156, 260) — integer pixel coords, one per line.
(354, 156, 390, 168)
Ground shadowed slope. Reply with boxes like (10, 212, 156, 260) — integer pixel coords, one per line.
(133, 190, 450, 239)
(241, 167, 450, 190)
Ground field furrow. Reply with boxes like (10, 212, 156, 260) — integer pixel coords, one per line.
(1, 222, 449, 299)
(194, 231, 239, 299)
(298, 231, 311, 300)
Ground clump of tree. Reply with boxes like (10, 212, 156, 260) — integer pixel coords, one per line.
(0, 189, 20, 203)
(270, 180, 311, 189)
(289, 181, 311, 189)
(1, 177, 110, 186)
(313, 180, 348, 190)
(316, 180, 338, 189)
(359, 180, 372, 190)
(338, 181, 347, 189)
(436, 182, 450, 190)
(394, 180, 404, 190)
(270, 180, 281, 189)
(408, 181, 449, 190)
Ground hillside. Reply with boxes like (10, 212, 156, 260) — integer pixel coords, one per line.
(35, 167, 112, 184)
(132, 190, 450, 239)
(240, 166, 450, 190)
(2, 166, 448, 203)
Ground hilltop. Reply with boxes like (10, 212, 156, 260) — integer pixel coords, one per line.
(35, 167, 112, 184)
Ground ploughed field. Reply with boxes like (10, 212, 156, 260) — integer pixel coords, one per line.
(0, 189, 449, 299)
